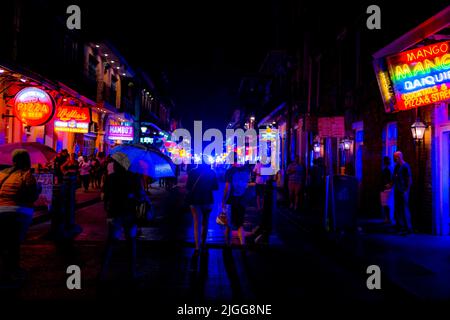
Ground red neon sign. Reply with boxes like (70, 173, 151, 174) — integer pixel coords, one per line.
(376, 41, 450, 113)
(54, 106, 90, 133)
(13, 87, 55, 126)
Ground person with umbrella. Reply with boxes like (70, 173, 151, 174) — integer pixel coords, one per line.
(0, 149, 40, 285)
(100, 160, 143, 280)
(99, 144, 175, 280)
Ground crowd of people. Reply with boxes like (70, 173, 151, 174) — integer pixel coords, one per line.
(0, 145, 414, 286)
(51, 149, 110, 192)
(185, 154, 277, 256)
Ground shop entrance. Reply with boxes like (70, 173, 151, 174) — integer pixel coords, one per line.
(435, 123, 450, 235)
(443, 130, 450, 234)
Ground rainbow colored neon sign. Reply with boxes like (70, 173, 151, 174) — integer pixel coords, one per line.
(375, 41, 450, 112)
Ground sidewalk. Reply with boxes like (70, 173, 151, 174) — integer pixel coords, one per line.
(280, 205, 450, 301)
(32, 188, 102, 225)
(351, 219, 450, 300)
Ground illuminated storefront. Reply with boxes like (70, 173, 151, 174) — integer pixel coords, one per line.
(373, 7, 450, 235)
(54, 105, 90, 133)
(13, 87, 55, 127)
(108, 125, 134, 141)
(1, 73, 104, 156)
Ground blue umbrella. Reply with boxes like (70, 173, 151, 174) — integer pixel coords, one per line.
(110, 144, 175, 178)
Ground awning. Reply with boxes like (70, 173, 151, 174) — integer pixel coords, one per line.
(373, 6, 450, 59)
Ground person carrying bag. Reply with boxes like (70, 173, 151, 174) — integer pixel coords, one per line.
(186, 164, 218, 254)
(0, 149, 40, 285)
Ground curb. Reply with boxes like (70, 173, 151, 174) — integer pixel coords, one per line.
(31, 196, 102, 225)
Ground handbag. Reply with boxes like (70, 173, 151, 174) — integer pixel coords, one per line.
(216, 205, 229, 226)
(135, 194, 155, 224)
(380, 188, 393, 207)
(0, 169, 15, 190)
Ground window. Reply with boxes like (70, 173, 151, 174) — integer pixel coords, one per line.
(88, 54, 98, 80)
(382, 122, 398, 171)
(352, 121, 364, 182)
(63, 35, 78, 65)
(111, 76, 117, 92)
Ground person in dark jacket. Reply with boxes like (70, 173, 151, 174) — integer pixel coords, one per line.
(393, 151, 413, 235)
(186, 163, 218, 255)
(100, 161, 142, 280)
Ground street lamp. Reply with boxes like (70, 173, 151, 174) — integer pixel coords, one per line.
(411, 118, 427, 143)
(342, 137, 352, 151)
(313, 143, 321, 153)
(313, 136, 321, 153)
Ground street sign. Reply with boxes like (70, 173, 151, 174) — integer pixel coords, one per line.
(318, 116, 345, 138)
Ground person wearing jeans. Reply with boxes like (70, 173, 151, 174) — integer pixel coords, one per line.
(0, 149, 39, 285)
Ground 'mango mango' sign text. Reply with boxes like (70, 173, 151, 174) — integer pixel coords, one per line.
(376, 41, 450, 112)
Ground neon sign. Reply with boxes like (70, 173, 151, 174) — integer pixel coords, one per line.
(54, 106, 90, 133)
(109, 125, 134, 141)
(13, 87, 55, 126)
(376, 41, 450, 112)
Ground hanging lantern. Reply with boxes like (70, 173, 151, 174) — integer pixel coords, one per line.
(411, 118, 427, 143)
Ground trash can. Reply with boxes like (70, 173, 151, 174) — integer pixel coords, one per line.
(324, 174, 359, 233)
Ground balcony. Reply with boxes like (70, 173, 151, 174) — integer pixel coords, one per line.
(121, 96, 135, 115)
(102, 85, 116, 108)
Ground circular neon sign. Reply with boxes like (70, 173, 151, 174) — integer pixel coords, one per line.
(13, 87, 55, 126)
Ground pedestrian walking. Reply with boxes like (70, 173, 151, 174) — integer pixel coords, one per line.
(393, 151, 413, 235)
(59, 153, 80, 237)
(0, 149, 40, 285)
(222, 153, 251, 247)
(53, 149, 69, 184)
(186, 163, 218, 255)
(90, 156, 100, 189)
(287, 156, 305, 211)
(253, 160, 266, 211)
(251, 174, 275, 245)
(79, 156, 91, 192)
(100, 160, 142, 280)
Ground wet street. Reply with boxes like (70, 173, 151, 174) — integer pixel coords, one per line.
(2, 174, 404, 311)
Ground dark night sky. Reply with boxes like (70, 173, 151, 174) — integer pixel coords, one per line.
(78, 0, 274, 131)
(53, 0, 450, 131)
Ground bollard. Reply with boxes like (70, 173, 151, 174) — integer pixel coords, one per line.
(62, 174, 82, 239)
(48, 174, 82, 241)
(48, 183, 64, 239)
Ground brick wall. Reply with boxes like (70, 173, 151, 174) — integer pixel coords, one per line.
(356, 99, 434, 233)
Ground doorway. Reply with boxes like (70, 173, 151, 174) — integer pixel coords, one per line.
(434, 124, 450, 235)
